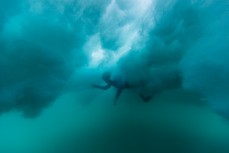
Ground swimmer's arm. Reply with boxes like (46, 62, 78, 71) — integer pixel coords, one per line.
(113, 88, 122, 105)
(92, 83, 111, 90)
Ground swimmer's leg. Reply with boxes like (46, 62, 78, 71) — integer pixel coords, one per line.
(113, 88, 122, 105)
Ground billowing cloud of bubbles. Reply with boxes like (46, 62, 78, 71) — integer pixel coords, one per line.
(0, 0, 228, 119)
(116, 0, 229, 119)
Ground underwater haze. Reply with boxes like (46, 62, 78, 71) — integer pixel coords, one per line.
(0, 0, 229, 153)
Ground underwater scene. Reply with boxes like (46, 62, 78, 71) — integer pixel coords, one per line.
(0, 0, 229, 153)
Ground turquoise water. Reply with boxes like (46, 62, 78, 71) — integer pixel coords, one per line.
(0, 0, 229, 153)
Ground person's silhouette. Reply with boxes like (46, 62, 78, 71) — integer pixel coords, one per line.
(92, 71, 152, 105)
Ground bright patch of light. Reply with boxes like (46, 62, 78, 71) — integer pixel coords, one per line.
(108, 0, 155, 64)
(89, 49, 105, 67)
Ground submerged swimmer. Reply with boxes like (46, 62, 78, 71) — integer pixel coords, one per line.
(92, 71, 152, 105)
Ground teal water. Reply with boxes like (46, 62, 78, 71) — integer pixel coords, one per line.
(0, 0, 229, 153)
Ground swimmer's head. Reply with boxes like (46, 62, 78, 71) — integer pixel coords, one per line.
(102, 71, 111, 82)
